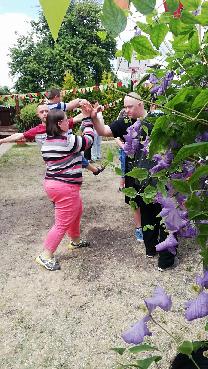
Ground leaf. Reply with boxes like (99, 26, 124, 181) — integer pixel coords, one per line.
(188, 30, 200, 54)
(136, 21, 152, 34)
(111, 347, 126, 355)
(196, 2, 208, 26)
(39, 0, 70, 41)
(126, 167, 148, 180)
(171, 179, 191, 194)
(181, 10, 201, 24)
(192, 90, 208, 109)
(197, 224, 208, 236)
(182, 0, 201, 11)
(172, 142, 208, 166)
(165, 87, 194, 108)
(143, 224, 155, 231)
(131, 36, 158, 58)
(178, 341, 193, 356)
(122, 187, 138, 198)
(166, 0, 179, 13)
(135, 355, 162, 369)
(150, 24, 168, 49)
(188, 165, 208, 185)
(129, 344, 159, 354)
(129, 200, 138, 210)
(131, 0, 156, 15)
(122, 42, 134, 62)
(205, 322, 208, 332)
(97, 31, 107, 41)
(106, 148, 114, 162)
(141, 185, 157, 204)
(115, 166, 122, 176)
(100, 0, 127, 38)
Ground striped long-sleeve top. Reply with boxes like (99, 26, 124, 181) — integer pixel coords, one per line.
(41, 118, 94, 185)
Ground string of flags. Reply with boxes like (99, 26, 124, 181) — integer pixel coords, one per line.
(0, 81, 123, 103)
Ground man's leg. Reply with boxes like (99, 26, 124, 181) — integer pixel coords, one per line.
(139, 199, 160, 257)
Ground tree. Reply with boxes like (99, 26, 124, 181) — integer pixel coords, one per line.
(0, 86, 10, 95)
(9, 1, 116, 92)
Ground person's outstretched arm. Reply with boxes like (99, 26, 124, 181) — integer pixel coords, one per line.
(91, 106, 113, 137)
(0, 133, 25, 144)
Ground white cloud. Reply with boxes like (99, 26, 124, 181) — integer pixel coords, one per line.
(0, 13, 32, 88)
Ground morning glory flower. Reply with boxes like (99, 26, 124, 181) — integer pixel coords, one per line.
(121, 315, 152, 345)
(156, 233, 178, 255)
(178, 223, 197, 238)
(149, 74, 158, 84)
(150, 150, 173, 174)
(145, 286, 172, 314)
(185, 292, 208, 321)
(196, 270, 208, 289)
(123, 120, 142, 157)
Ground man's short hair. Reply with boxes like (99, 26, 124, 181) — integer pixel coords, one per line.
(125, 91, 142, 101)
(48, 88, 61, 100)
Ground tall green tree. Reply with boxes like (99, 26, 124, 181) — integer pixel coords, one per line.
(9, 1, 116, 92)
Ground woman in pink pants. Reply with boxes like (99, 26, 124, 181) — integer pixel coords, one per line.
(36, 107, 95, 271)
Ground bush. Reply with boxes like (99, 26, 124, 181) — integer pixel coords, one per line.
(17, 103, 39, 132)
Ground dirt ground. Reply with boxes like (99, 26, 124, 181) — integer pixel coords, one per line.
(0, 143, 206, 369)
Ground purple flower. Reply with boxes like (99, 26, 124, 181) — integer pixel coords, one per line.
(185, 292, 208, 321)
(141, 136, 150, 156)
(150, 85, 160, 94)
(192, 8, 200, 16)
(178, 223, 197, 238)
(145, 286, 172, 314)
(156, 193, 188, 232)
(123, 120, 142, 157)
(156, 233, 178, 255)
(195, 131, 208, 142)
(149, 74, 158, 84)
(150, 150, 173, 174)
(121, 315, 152, 345)
(196, 270, 208, 289)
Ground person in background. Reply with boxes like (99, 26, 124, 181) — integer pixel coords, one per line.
(36, 105, 97, 271)
(0, 105, 49, 146)
(115, 108, 143, 242)
(91, 100, 103, 162)
(92, 92, 177, 271)
(47, 88, 105, 176)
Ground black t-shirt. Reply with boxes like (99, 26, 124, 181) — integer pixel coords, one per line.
(110, 117, 134, 140)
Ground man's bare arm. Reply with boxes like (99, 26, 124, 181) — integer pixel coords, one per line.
(0, 133, 25, 144)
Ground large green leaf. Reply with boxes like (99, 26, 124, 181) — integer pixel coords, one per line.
(166, 0, 179, 12)
(181, 10, 201, 24)
(126, 167, 148, 180)
(136, 21, 152, 34)
(122, 187, 138, 198)
(188, 30, 200, 54)
(129, 344, 159, 354)
(182, 0, 201, 11)
(150, 24, 168, 49)
(100, 0, 127, 38)
(172, 179, 191, 194)
(165, 87, 195, 108)
(178, 341, 193, 355)
(131, 35, 158, 58)
(135, 356, 162, 369)
(173, 142, 208, 166)
(188, 165, 208, 185)
(39, 0, 70, 41)
(122, 42, 134, 62)
(141, 185, 157, 204)
(131, 0, 156, 15)
(192, 89, 208, 109)
(196, 2, 208, 26)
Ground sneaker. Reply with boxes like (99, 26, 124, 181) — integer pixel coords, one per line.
(158, 256, 179, 272)
(35, 255, 61, 271)
(67, 240, 90, 250)
(93, 166, 105, 176)
(135, 227, 143, 242)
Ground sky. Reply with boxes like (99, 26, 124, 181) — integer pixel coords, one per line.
(0, 0, 40, 88)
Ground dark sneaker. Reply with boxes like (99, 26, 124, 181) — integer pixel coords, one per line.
(35, 255, 61, 271)
(93, 166, 105, 176)
(135, 227, 143, 242)
(67, 240, 90, 250)
(158, 256, 179, 272)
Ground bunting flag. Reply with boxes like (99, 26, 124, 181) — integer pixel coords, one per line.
(39, 0, 70, 41)
(0, 82, 123, 102)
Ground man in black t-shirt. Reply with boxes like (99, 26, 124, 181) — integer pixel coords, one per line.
(93, 92, 176, 271)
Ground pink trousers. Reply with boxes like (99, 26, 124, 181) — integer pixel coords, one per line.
(43, 180, 82, 253)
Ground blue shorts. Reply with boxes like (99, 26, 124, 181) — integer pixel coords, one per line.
(119, 148, 126, 178)
(82, 156, 89, 168)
